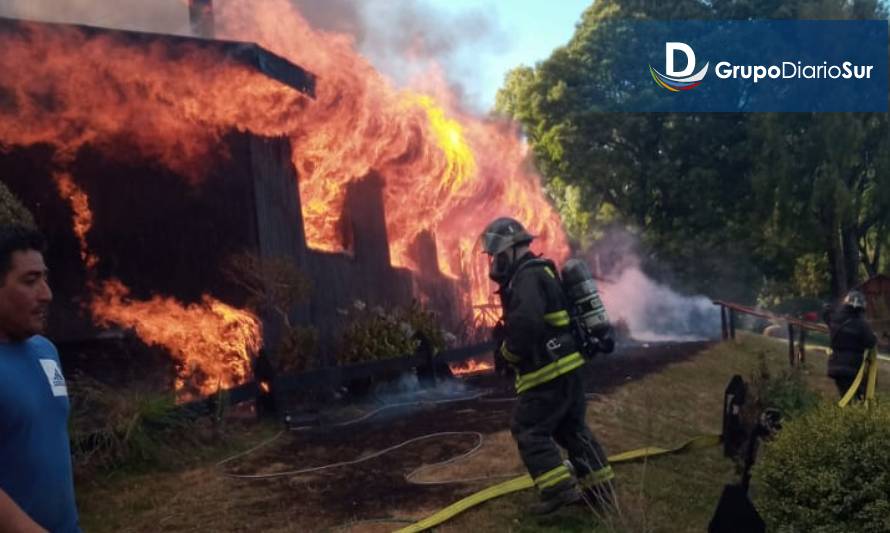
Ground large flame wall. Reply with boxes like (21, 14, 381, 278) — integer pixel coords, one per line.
(0, 2, 571, 395)
(213, 0, 570, 315)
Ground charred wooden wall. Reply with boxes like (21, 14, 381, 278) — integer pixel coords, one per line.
(0, 17, 464, 381)
(2, 130, 460, 372)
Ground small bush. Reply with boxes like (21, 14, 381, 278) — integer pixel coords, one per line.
(276, 325, 318, 374)
(753, 402, 890, 533)
(336, 300, 445, 365)
(402, 300, 445, 354)
(750, 353, 819, 419)
(69, 374, 195, 471)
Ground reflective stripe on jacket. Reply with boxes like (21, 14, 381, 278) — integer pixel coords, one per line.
(500, 254, 582, 394)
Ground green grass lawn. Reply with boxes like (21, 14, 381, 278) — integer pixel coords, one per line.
(432, 333, 890, 533)
(75, 334, 888, 532)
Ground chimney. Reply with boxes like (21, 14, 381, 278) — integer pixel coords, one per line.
(189, 0, 215, 39)
(409, 230, 441, 277)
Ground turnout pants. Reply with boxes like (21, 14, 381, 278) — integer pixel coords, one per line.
(510, 371, 613, 497)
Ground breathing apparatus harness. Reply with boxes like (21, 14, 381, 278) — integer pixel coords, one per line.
(504, 255, 615, 364)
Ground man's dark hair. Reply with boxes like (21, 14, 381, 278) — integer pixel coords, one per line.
(0, 224, 46, 279)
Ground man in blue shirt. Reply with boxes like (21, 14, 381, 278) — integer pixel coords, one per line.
(0, 224, 80, 533)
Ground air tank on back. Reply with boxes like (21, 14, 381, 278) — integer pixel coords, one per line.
(561, 258, 612, 351)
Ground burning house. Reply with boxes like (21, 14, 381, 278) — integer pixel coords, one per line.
(0, 16, 467, 396)
(0, 0, 570, 398)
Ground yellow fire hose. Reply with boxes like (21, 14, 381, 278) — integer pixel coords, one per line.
(393, 433, 722, 533)
(838, 347, 879, 408)
(397, 348, 883, 533)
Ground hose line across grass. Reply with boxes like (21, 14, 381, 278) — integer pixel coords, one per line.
(221, 431, 485, 480)
(216, 391, 499, 481)
(215, 389, 721, 532)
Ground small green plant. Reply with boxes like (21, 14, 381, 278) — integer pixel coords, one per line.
(753, 402, 890, 532)
(68, 374, 194, 472)
(336, 300, 445, 365)
(750, 352, 819, 419)
(403, 300, 445, 354)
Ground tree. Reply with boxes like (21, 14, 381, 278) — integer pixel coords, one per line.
(496, 0, 889, 303)
(751, 113, 890, 297)
(495, 0, 760, 298)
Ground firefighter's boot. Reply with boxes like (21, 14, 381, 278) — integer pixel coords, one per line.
(530, 485, 582, 515)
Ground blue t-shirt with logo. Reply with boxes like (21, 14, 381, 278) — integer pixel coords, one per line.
(0, 336, 80, 533)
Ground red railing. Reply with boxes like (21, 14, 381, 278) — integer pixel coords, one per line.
(713, 300, 829, 367)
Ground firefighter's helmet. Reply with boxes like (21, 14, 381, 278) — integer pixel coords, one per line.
(480, 217, 534, 256)
(843, 290, 867, 310)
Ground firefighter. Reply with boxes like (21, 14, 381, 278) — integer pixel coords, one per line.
(480, 217, 615, 515)
(823, 290, 877, 399)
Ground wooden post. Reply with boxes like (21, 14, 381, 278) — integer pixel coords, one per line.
(721, 306, 728, 340)
(788, 324, 796, 367)
(730, 309, 737, 340)
(798, 327, 807, 365)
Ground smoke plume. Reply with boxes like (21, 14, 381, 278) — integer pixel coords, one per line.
(0, 0, 189, 35)
(294, 0, 510, 111)
(585, 228, 722, 343)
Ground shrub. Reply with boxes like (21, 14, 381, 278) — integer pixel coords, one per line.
(749, 353, 820, 420)
(336, 303, 418, 365)
(68, 374, 194, 471)
(336, 300, 445, 365)
(276, 325, 318, 374)
(402, 300, 445, 354)
(753, 402, 890, 533)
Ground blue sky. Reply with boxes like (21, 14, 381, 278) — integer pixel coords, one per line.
(429, 0, 590, 109)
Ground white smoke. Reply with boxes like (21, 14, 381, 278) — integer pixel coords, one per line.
(0, 0, 189, 35)
(293, 0, 510, 112)
(371, 371, 469, 400)
(600, 266, 721, 343)
(585, 227, 721, 343)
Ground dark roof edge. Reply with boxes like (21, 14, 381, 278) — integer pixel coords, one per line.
(0, 16, 316, 98)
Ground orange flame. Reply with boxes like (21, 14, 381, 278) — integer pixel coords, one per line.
(1, 2, 569, 342)
(91, 280, 262, 398)
(213, 0, 569, 322)
(0, 20, 311, 181)
(49, 169, 262, 398)
(449, 357, 495, 376)
(0, 21, 275, 398)
(53, 172, 98, 270)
